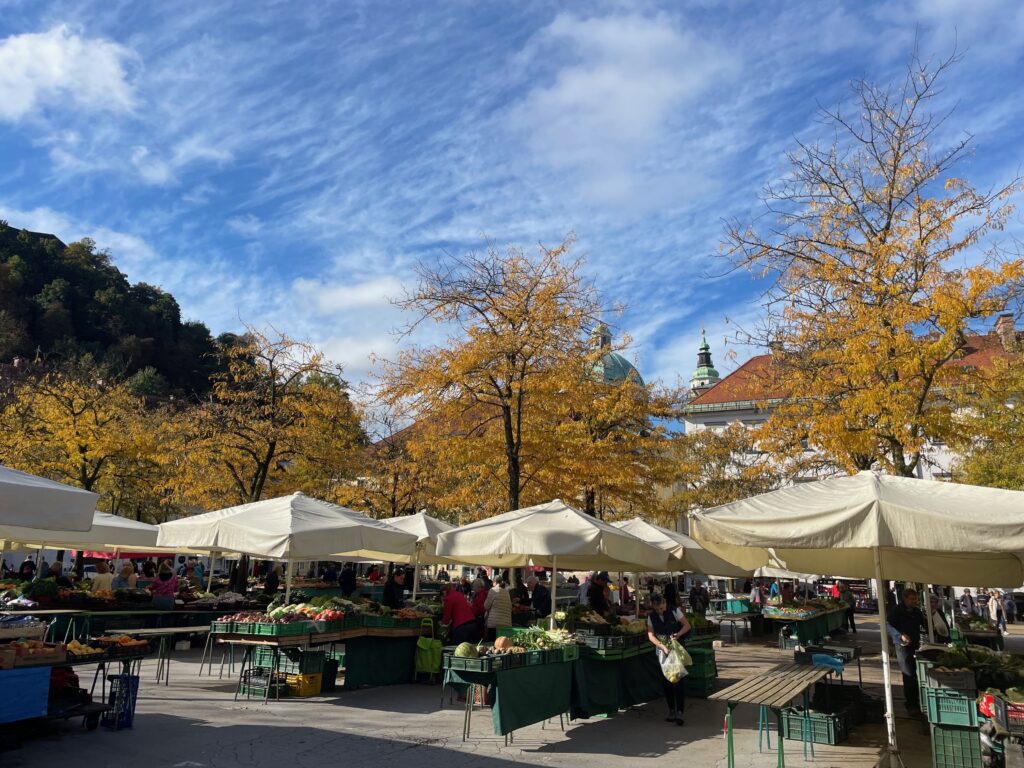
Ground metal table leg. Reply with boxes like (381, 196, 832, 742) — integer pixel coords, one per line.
(775, 709, 786, 768)
(758, 704, 772, 752)
(726, 701, 736, 768)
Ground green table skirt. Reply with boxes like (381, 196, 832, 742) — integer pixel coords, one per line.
(765, 608, 846, 644)
(342, 635, 418, 689)
(449, 661, 575, 735)
(571, 650, 663, 719)
(448, 650, 664, 735)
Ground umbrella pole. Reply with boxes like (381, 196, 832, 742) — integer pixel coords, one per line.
(207, 551, 219, 592)
(412, 546, 420, 602)
(34, 543, 47, 580)
(550, 556, 557, 631)
(1, 540, 9, 575)
(924, 585, 935, 644)
(285, 561, 292, 603)
(873, 546, 900, 768)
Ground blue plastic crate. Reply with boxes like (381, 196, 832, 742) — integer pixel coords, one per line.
(101, 674, 140, 730)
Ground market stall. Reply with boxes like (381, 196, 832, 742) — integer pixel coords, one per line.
(0, 465, 96, 532)
(691, 470, 1024, 768)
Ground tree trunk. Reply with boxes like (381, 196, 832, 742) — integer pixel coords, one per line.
(584, 487, 596, 517)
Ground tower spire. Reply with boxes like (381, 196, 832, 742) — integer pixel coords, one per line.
(689, 329, 720, 394)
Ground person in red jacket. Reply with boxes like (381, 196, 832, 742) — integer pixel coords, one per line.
(442, 583, 478, 645)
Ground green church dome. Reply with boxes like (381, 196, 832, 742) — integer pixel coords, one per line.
(591, 324, 644, 386)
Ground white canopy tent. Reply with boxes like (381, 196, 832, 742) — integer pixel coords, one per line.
(435, 499, 670, 628)
(611, 517, 752, 577)
(157, 492, 418, 600)
(0, 465, 96, 532)
(691, 471, 1024, 768)
(381, 510, 456, 600)
(0, 512, 159, 552)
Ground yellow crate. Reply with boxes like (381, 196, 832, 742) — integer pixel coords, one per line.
(285, 673, 322, 697)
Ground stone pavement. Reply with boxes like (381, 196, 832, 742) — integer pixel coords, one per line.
(8, 617, 1022, 768)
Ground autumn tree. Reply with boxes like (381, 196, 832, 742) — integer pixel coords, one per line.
(725, 53, 1023, 476)
(381, 237, 599, 515)
(662, 423, 782, 519)
(172, 328, 365, 510)
(950, 356, 1024, 489)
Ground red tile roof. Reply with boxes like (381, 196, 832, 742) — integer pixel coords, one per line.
(688, 332, 1017, 409)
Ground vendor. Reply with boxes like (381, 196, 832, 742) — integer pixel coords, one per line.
(442, 583, 477, 644)
(647, 592, 691, 726)
(112, 563, 138, 589)
(886, 587, 928, 715)
(90, 561, 115, 592)
(48, 561, 73, 588)
(382, 569, 406, 610)
(264, 564, 282, 595)
(688, 581, 710, 616)
(150, 561, 178, 610)
(587, 571, 614, 619)
(322, 562, 338, 584)
(367, 564, 381, 582)
(339, 562, 356, 596)
(527, 575, 551, 617)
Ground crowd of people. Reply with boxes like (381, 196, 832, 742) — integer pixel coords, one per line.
(958, 587, 1015, 634)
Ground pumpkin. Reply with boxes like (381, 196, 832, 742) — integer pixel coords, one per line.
(493, 636, 513, 651)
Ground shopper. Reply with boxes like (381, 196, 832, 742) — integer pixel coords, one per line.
(587, 572, 614, 620)
(383, 569, 406, 610)
(150, 561, 179, 610)
(111, 563, 138, 589)
(510, 576, 530, 607)
(959, 589, 976, 616)
(442, 583, 478, 645)
(689, 581, 710, 616)
(339, 562, 356, 596)
(989, 590, 1008, 634)
(471, 578, 488, 635)
(89, 561, 115, 592)
(17, 556, 36, 580)
(646, 593, 691, 726)
(664, 577, 679, 609)
(838, 582, 857, 634)
(577, 573, 591, 604)
(977, 589, 991, 617)
(322, 562, 338, 584)
(620, 576, 631, 608)
(483, 578, 513, 640)
(1005, 593, 1017, 626)
(367, 565, 381, 583)
(528, 575, 551, 617)
(886, 588, 928, 714)
(264, 564, 282, 595)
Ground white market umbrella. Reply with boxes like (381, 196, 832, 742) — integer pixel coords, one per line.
(612, 518, 752, 577)
(691, 471, 1024, 768)
(435, 499, 670, 628)
(157, 492, 418, 600)
(0, 512, 159, 552)
(382, 510, 456, 600)
(0, 465, 96, 532)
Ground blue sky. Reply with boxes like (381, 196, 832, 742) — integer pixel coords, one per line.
(1, 0, 1022, 390)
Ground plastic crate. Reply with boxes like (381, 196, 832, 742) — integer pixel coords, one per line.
(926, 668, 976, 691)
(233, 622, 258, 635)
(443, 653, 494, 673)
(686, 656, 717, 679)
(780, 707, 848, 745)
(254, 622, 310, 636)
(523, 649, 546, 666)
(101, 674, 139, 730)
(560, 644, 580, 663)
(583, 634, 626, 651)
(779, 631, 800, 651)
(362, 615, 396, 628)
(277, 649, 325, 675)
(252, 646, 278, 669)
(683, 675, 716, 698)
(924, 687, 979, 727)
(568, 622, 612, 636)
(210, 621, 234, 634)
(285, 673, 322, 697)
(930, 723, 982, 768)
(993, 695, 1024, 738)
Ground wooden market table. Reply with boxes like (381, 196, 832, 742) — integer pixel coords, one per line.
(709, 662, 835, 768)
(106, 625, 211, 687)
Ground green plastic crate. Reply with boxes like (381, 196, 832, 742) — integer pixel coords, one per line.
(686, 648, 717, 679)
(442, 652, 494, 673)
(780, 707, 849, 744)
(779, 631, 800, 651)
(210, 621, 233, 634)
(923, 687, 979, 727)
(560, 644, 580, 663)
(683, 675, 716, 698)
(930, 724, 982, 768)
(362, 615, 396, 628)
(254, 621, 310, 636)
(523, 649, 546, 666)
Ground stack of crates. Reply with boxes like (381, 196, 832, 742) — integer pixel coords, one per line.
(252, 647, 325, 676)
(921, 666, 982, 768)
(239, 669, 287, 699)
(683, 647, 717, 698)
(780, 707, 850, 745)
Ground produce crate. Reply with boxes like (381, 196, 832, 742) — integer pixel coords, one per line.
(210, 621, 234, 634)
(254, 622, 310, 637)
(285, 673, 322, 697)
(101, 673, 140, 730)
(582, 645, 625, 660)
(993, 695, 1024, 738)
(779, 631, 800, 651)
(13, 642, 67, 666)
(560, 644, 580, 663)
(930, 723, 982, 768)
(583, 634, 626, 651)
(683, 675, 716, 699)
(923, 687, 979, 727)
(362, 615, 397, 628)
(523, 649, 546, 666)
(779, 707, 849, 745)
(488, 652, 523, 671)
(443, 652, 494, 673)
(621, 633, 643, 649)
(252, 646, 278, 669)
(685, 648, 717, 679)
(321, 659, 339, 692)
(568, 622, 611, 637)
(925, 668, 976, 691)
(279, 649, 325, 675)
(233, 622, 258, 635)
